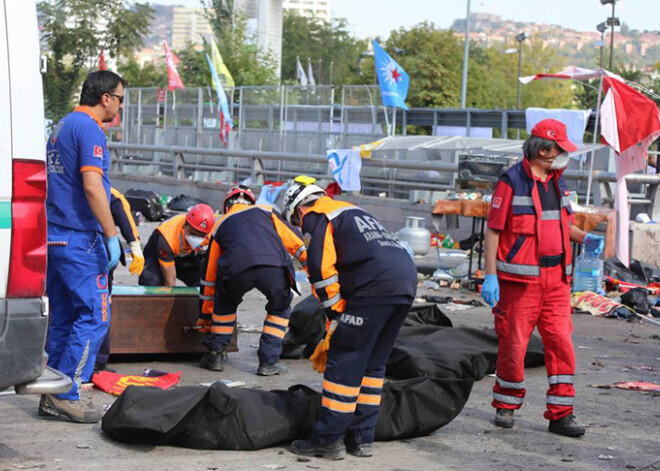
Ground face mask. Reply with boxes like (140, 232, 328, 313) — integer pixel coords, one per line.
(551, 153, 570, 170)
(185, 234, 205, 250)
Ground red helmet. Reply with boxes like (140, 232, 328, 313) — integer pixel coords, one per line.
(223, 184, 256, 213)
(185, 203, 215, 234)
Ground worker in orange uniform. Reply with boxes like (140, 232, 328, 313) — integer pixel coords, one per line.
(284, 177, 417, 460)
(139, 204, 216, 287)
(481, 119, 604, 437)
(198, 185, 307, 375)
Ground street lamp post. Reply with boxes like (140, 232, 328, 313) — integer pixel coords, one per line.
(596, 22, 607, 68)
(515, 32, 528, 139)
(460, 0, 471, 109)
(600, 0, 618, 69)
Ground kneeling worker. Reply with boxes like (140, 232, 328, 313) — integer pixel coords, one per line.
(284, 177, 417, 460)
(198, 185, 307, 375)
(139, 204, 215, 287)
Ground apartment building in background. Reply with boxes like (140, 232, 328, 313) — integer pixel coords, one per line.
(171, 7, 213, 50)
(282, 0, 331, 22)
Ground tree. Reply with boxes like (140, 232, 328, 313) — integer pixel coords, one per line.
(281, 11, 365, 85)
(202, 0, 278, 86)
(38, 0, 153, 122)
(117, 58, 166, 89)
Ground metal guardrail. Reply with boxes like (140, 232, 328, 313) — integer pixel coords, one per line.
(108, 142, 660, 220)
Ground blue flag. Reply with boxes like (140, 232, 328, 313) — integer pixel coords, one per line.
(206, 53, 233, 143)
(372, 40, 409, 110)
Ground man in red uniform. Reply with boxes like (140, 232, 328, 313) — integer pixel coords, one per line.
(481, 119, 603, 437)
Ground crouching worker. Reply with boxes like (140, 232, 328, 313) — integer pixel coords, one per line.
(284, 177, 417, 460)
(481, 119, 604, 438)
(138, 204, 215, 287)
(198, 185, 307, 375)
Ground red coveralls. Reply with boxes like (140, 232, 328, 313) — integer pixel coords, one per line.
(488, 158, 576, 421)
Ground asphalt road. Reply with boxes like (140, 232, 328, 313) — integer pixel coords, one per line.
(1, 227, 659, 470)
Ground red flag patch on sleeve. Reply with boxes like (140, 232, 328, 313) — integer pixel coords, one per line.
(492, 196, 502, 209)
(94, 145, 103, 159)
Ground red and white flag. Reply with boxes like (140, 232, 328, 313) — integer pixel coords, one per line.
(163, 41, 185, 91)
(98, 48, 107, 71)
(519, 66, 622, 85)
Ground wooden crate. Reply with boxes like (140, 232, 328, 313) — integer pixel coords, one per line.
(109, 286, 238, 354)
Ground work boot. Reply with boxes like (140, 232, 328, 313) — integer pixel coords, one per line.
(494, 409, 514, 428)
(548, 415, 586, 437)
(346, 442, 374, 458)
(291, 439, 345, 460)
(257, 362, 288, 376)
(200, 351, 227, 371)
(38, 394, 103, 423)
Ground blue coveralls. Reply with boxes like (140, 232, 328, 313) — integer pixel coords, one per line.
(45, 108, 112, 401)
(301, 197, 418, 447)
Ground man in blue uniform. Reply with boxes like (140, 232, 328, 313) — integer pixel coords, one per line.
(40, 71, 125, 423)
(283, 177, 417, 460)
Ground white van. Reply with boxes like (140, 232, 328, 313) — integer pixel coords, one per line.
(0, 0, 70, 394)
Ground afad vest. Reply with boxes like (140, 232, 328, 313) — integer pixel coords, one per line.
(496, 159, 573, 284)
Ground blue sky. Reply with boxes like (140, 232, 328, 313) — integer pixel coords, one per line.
(90, 0, 660, 38)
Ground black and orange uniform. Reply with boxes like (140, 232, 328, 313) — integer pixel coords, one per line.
(488, 157, 577, 421)
(301, 196, 417, 449)
(139, 213, 214, 287)
(95, 187, 141, 370)
(200, 204, 307, 364)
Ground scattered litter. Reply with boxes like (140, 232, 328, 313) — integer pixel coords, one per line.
(625, 365, 658, 371)
(296, 457, 311, 462)
(238, 325, 263, 333)
(450, 281, 461, 290)
(443, 303, 472, 312)
(305, 466, 320, 470)
(592, 360, 605, 367)
(561, 457, 574, 462)
(0, 390, 16, 396)
(589, 384, 612, 389)
(53, 460, 62, 463)
(577, 346, 595, 349)
(262, 465, 286, 470)
(200, 379, 246, 388)
(10, 462, 46, 469)
(598, 454, 614, 461)
(422, 280, 440, 291)
(615, 381, 660, 393)
(487, 374, 496, 378)
(76, 444, 92, 449)
(607, 446, 616, 451)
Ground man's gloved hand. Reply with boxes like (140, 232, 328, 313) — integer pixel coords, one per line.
(128, 241, 145, 276)
(583, 233, 604, 255)
(105, 235, 121, 272)
(310, 320, 338, 373)
(195, 319, 211, 333)
(481, 274, 500, 308)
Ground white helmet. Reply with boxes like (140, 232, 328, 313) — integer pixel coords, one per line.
(283, 177, 325, 225)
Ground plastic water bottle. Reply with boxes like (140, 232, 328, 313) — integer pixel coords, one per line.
(572, 251, 604, 293)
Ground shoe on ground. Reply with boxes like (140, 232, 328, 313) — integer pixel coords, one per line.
(346, 442, 373, 457)
(38, 394, 103, 423)
(93, 364, 116, 374)
(494, 408, 514, 428)
(200, 351, 227, 371)
(548, 414, 586, 437)
(291, 438, 345, 460)
(257, 362, 288, 376)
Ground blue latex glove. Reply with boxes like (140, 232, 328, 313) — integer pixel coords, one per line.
(583, 233, 604, 255)
(105, 235, 121, 272)
(481, 274, 500, 308)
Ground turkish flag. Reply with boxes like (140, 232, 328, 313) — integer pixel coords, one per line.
(99, 48, 107, 71)
(162, 41, 185, 91)
(92, 370, 182, 396)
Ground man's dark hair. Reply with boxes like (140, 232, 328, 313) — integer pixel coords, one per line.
(79, 71, 128, 106)
(522, 135, 556, 160)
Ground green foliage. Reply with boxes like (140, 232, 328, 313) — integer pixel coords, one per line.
(202, 0, 278, 86)
(281, 11, 366, 85)
(117, 58, 165, 89)
(176, 44, 212, 88)
(38, 0, 153, 122)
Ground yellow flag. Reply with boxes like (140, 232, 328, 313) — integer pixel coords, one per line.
(211, 38, 235, 88)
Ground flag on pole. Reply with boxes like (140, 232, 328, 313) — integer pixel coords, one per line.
(98, 48, 107, 71)
(210, 38, 235, 88)
(163, 41, 185, 91)
(206, 53, 233, 144)
(296, 57, 308, 86)
(372, 40, 409, 110)
(307, 59, 315, 86)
